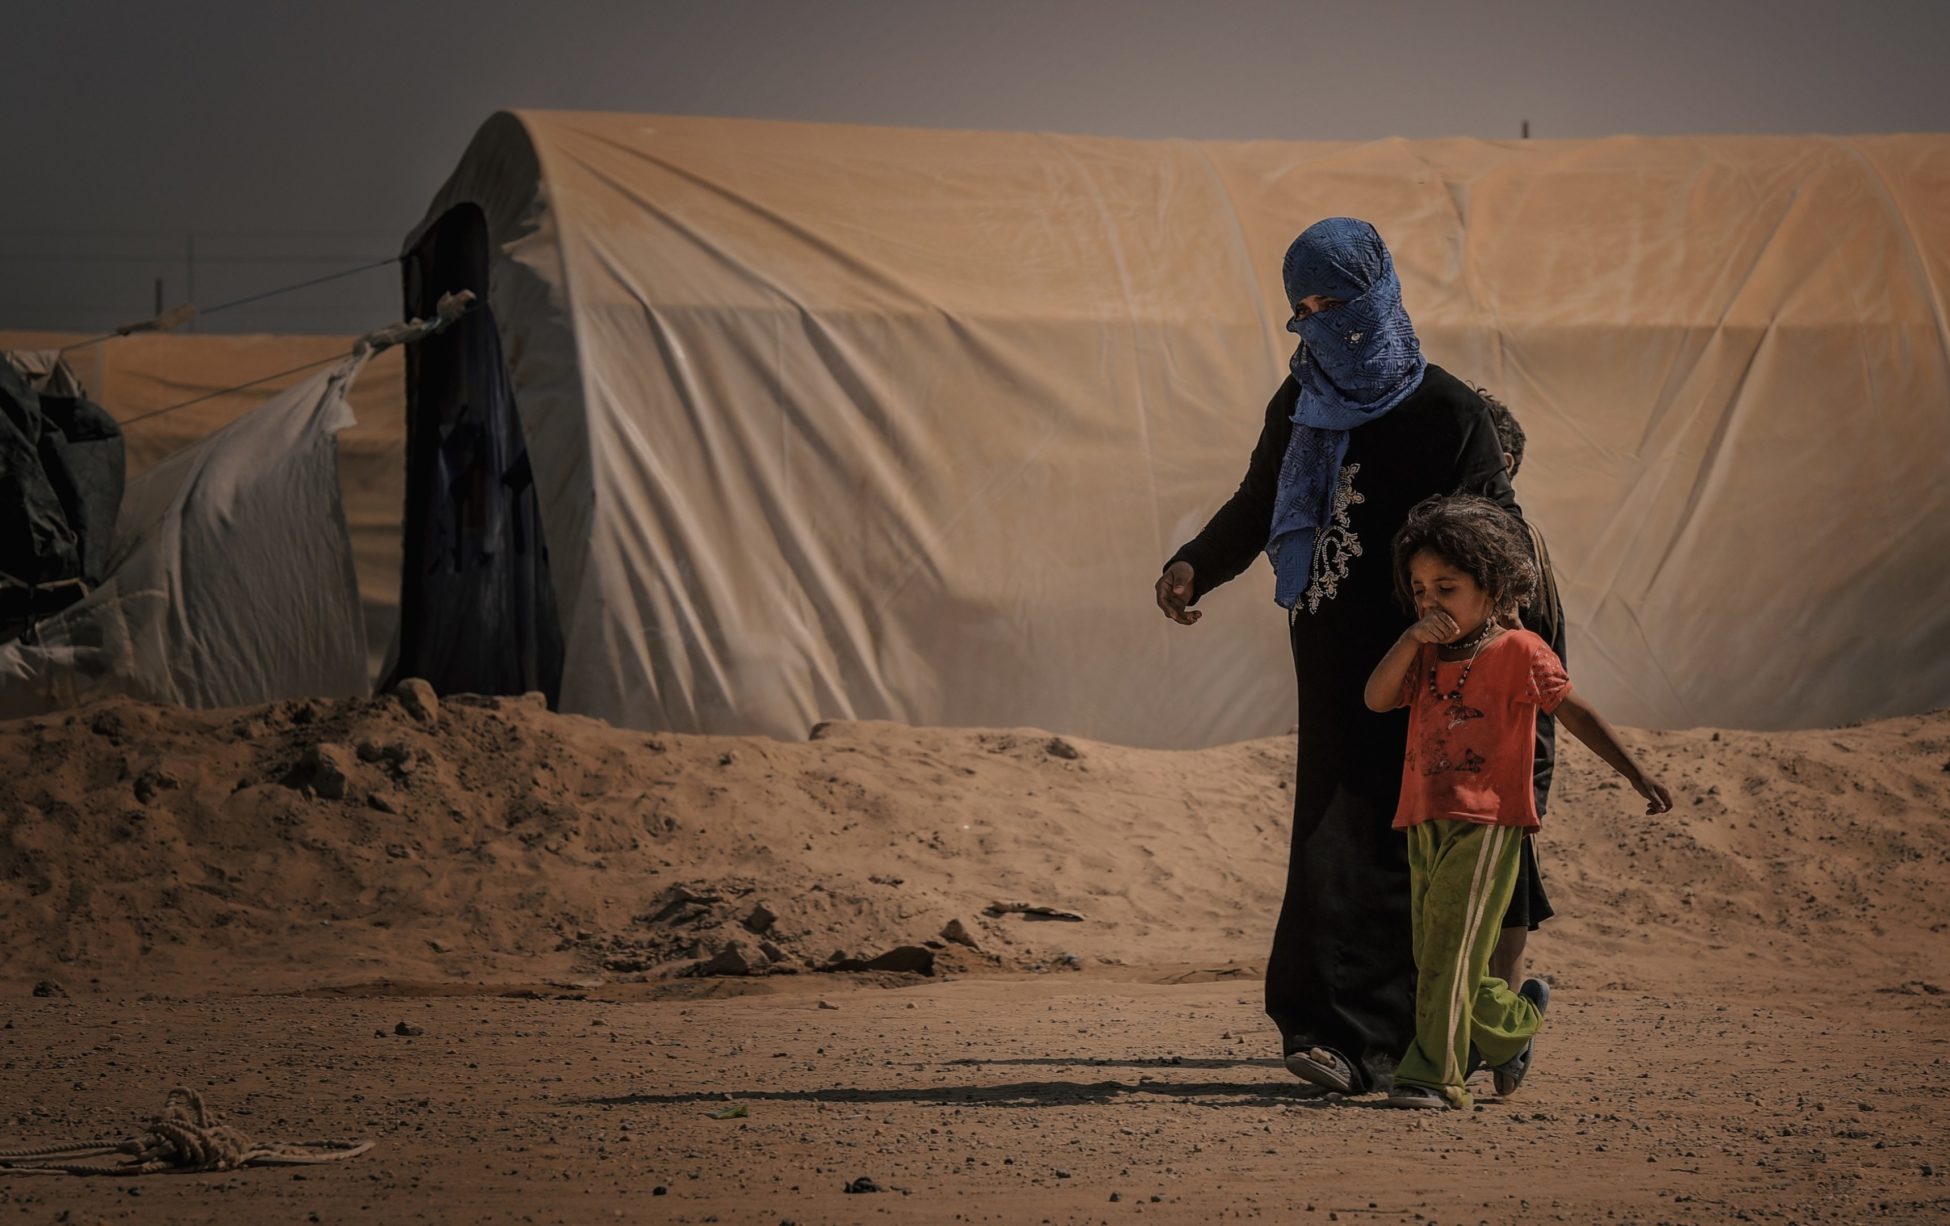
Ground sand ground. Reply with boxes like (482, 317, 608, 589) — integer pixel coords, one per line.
(3, 695, 1949, 1222)
(1, 970, 1946, 1225)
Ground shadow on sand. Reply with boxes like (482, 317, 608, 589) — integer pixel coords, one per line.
(573, 1057, 1390, 1111)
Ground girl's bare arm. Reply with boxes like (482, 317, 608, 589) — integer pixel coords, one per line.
(1363, 611, 1456, 713)
(1553, 691, 1674, 814)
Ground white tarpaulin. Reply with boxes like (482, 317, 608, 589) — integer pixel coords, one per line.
(0, 331, 408, 677)
(0, 356, 371, 715)
(408, 112, 1950, 746)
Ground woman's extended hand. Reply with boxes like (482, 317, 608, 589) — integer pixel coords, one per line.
(1155, 561, 1200, 625)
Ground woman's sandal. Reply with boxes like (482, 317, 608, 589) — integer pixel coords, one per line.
(1282, 1045, 1356, 1094)
(1384, 1083, 1451, 1110)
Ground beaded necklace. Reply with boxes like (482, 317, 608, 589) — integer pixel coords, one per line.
(1428, 621, 1503, 702)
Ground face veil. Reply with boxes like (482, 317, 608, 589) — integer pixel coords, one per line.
(1267, 218, 1428, 610)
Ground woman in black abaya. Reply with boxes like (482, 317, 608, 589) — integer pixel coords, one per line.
(1155, 218, 1521, 1093)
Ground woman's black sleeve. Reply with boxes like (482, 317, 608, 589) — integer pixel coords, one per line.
(1164, 382, 1293, 604)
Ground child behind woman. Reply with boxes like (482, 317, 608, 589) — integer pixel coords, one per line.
(1363, 494, 1671, 1110)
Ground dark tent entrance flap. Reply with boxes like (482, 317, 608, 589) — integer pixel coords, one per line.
(387, 204, 564, 703)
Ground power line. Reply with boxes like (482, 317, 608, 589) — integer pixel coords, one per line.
(0, 253, 396, 266)
(55, 255, 400, 355)
(2, 227, 398, 240)
(196, 256, 398, 317)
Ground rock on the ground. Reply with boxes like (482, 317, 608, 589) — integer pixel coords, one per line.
(394, 678, 439, 724)
(279, 743, 356, 800)
(689, 941, 755, 977)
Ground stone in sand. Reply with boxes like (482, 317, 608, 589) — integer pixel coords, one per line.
(279, 743, 355, 800)
(394, 677, 439, 724)
(689, 941, 755, 977)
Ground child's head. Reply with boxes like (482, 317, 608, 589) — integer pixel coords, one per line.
(1391, 494, 1539, 630)
(1473, 385, 1526, 479)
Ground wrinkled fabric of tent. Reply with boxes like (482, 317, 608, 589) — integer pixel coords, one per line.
(410, 112, 1950, 747)
(0, 331, 407, 676)
(0, 355, 371, 716)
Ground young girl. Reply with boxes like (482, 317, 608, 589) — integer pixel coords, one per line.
(1362, 494, 1671, 1110)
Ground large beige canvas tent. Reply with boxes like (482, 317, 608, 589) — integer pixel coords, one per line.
(5, 116, 1945, 744)
(394, 112, 1948, 747)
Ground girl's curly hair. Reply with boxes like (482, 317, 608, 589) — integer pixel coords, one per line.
(1390, 494, 1539, 616)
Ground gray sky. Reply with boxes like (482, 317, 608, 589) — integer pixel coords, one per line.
(3, 0, 1945, 334)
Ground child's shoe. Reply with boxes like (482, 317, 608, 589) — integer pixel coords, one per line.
(1493, 978, 1550, 1096)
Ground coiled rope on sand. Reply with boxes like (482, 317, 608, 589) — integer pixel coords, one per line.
(0, 1087, 373, 1175)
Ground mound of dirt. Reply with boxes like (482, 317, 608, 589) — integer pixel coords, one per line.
(1, 689, 1945, 995)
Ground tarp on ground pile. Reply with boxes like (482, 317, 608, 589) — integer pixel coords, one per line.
(0, 355, 371, 716)
(414, 113, 1950, 745)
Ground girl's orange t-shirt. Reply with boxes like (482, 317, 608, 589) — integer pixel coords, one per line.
(1391, 628, 1571, 831)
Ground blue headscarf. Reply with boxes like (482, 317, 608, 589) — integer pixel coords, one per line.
(1267, 218, 1427, 609)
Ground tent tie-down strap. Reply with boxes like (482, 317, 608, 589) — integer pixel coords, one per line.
(0, 1086, 374, 1176)
(117, 289, 478, 429)
(58, 255, 404, 354)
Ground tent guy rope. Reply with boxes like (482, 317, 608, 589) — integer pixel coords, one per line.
(114, 289, 477, 428)
(56, 254, 401, 355)
(0, 1087, 373, 1175)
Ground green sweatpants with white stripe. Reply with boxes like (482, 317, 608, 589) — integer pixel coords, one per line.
(1395, 819, 1544, 1108)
